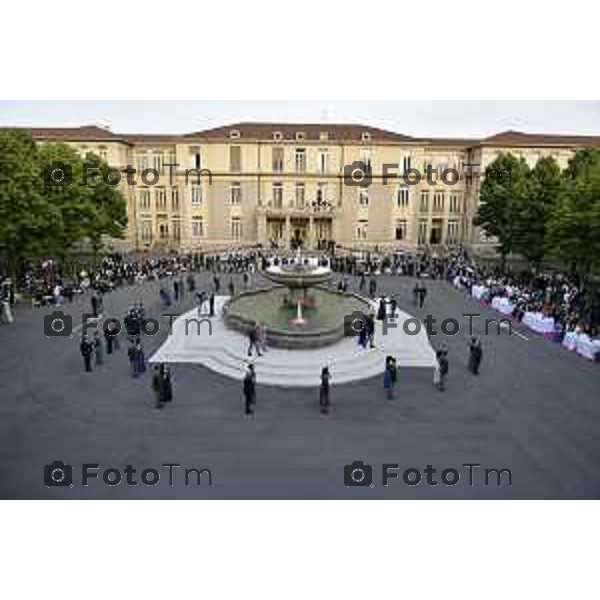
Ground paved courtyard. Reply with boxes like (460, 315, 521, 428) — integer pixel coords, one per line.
(1, 272, 599, 499)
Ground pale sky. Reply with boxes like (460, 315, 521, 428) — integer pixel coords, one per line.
(1, 101, 599, 138)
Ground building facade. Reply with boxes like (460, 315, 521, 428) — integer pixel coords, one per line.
(19, 123, 600, 255)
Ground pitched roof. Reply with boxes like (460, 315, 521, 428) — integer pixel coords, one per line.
(183, 122, 418, 143)
(24, 125, 126, 143)
(481, 130, 600, 148)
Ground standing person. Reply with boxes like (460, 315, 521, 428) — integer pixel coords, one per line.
(173, 280, 180, 302)
(152, 365, 164, 409)
(257, 322, 268, 354)
(128, 340, 139, 377)
(384, 356, 397, 399)
(366, 312, 376, 348)
(418, 284, 428, 309)
(247, 322, 262, 357)
(243, 364, 256, 417)
(243, 271, 249, 290)
(104, 326, 114, 355)
(91, 294, 99, 317)
(136, 339, 147, 374)
(412, 282, 419, 306)
(162, 366, 173, 403)
(435, 348, 449, 391)
(357, 318, 369, 349)
(468, 336, 483, 375)
(389, 296, 398, 318)
(369, 276, 377, 298)
(359, 273, 366, 293)
(228, 278, 235, 297)
(319, 366, 331, 415)
(93, 330, 104, 366)
(376, 297, 387, 321)
(209, 293, 215, 317)
(80, 335, 94, 372)
(213, 273, 221, 294)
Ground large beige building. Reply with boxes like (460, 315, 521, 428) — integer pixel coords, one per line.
(20, 122, 600, 255)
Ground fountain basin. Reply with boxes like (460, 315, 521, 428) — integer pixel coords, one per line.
(222, 286, 370, 349)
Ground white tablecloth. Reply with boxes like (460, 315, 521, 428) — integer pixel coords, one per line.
(471, 285, 486, 300)
(563, 334, 600, 360)
(576, 337, 600, 360)
(491, 296, 515, 315)
(522, 312, 555, 334)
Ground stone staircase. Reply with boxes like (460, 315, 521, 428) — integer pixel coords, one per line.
(150, 297, 436, 387)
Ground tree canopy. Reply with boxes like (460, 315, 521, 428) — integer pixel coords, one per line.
(0, 129, 127, 276)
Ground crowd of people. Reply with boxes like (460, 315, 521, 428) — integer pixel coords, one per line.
(2, 245, 598, 418)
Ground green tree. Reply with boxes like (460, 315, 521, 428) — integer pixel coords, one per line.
(474, 153, 531, 272)
(513, 156, 562, 269)
(547, 149, 600, 288)
(0, 129, 61, 276)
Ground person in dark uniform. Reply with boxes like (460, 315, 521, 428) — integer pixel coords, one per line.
(366, 313, 376, 348)
(91, 294, 99, 317)
(80, 335, 94, 372)
(319, 366, 331, 415)
(243, 364, 256, 417)
(418, 284, 428, 309)
(247, 323, 262, 357)
(209, 293, 215, 317)
(468, 337, 483, 375)
(376, 297, 387, 321)
(213, 274, 221, 294)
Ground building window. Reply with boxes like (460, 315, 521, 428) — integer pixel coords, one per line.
(231, 217, 242, 240)
(360, 148, 373, 173)
(171, 218, 181, 242)
(361, 132, 371, 143)
(273, 183, 283, 209)
(433, 192, 445, 213)
(190, 147, 201, 169)
(230, 146, 242, 172)
(229, 130, 241, 139)
(318, 149, 328, 174)
(402, 155, 411, 174)
(295, 148, 306, 173)
(447, 220, 460, 244)
(273, 132, 283, 141)
(418, 219, 428, 245)
(191, 185, 202, 204)
(158, 222, 169, 240)
(397, 186, 409, 207)
(153, 152, 164, 172)
(320, 131, 329, 141)
(191, 216, 204, 238)
(449, 194, 461, 213)
(420, 191, 429, 212)
(231, 182, 242, 205)
(156, 188, 167, 211)
(395, 219, 407, 241)
(140, 220, 152, 243)
(139, 189, 151, 210)
(296, 132, 305, 141)
(295, 183, 305, 209)
(272, 147, 284, 173)
(99, 146, 108, 160)
(171, 188, 180, 211)
(356, 219, 369, 240)
(359, 188, 369, 206)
